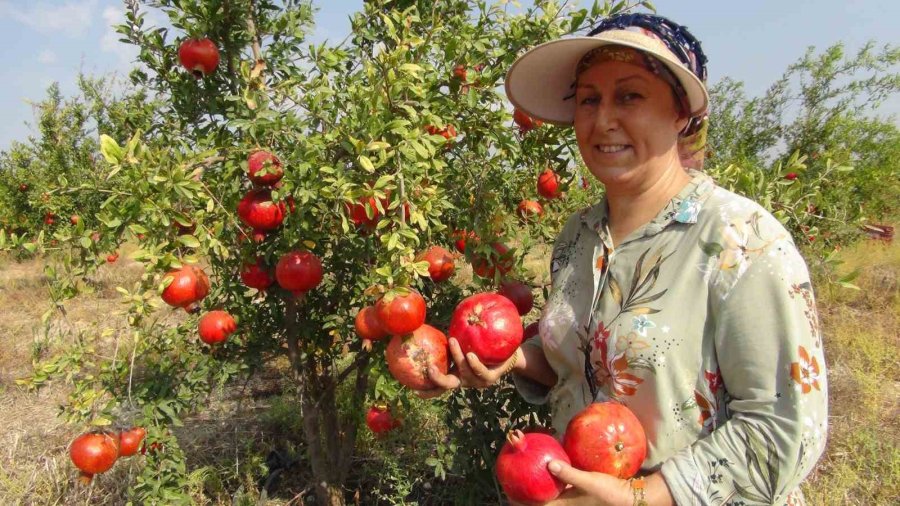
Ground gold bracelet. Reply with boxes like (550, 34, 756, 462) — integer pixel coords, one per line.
(629, 477, 647, 506)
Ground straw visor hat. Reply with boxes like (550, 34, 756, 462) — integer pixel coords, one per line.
(505, 29, 709, 126)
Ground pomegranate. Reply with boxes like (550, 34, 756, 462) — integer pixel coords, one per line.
(537, 169, 561, 199)
(472, 242, 513, 279)
(70, 431, 119, 481)
(355, 305, 388, 342)
(453, 64, 467, 81)
(498, 280, 534, 316)
(375, 289, 426, 335)
(161, 265, 210, 312)
(563, 401, 647, 479)
(452, 229, 478, 254)
(418, 245, 455, 282)
(785, 172, 798, 180)
(117, 427, 146, 457)
(495, 430, 569, 505)
(516, 199, 544, 221)
(513, 108, 543, 133)
(70, 215, 80, 225)
(425, 124, 457, 141)
(18, 183, 28, 192)
(275, 250, 323, 295)
(247, 150, 284, 186)
(385, 324, 449, 390)
(523, 321, 540, 341)
(106, 252, 119, 263)
(237, 188, 286, 232)
(178, 38, 220, 77)
(347, 196, 382, 230)
(240, 258, 274, 291)
(448, 292, 523, 365)
(44, 212, 56, 226)
(198, 310, 237, 344)
(365, 405, 400, 435)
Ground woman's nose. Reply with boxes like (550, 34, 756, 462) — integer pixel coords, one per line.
(594, 101, 619, 131)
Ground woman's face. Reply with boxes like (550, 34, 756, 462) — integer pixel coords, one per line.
(573, 57, 687, 191)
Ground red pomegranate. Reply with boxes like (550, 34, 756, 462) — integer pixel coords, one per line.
(498, 280, 534, 316)
(355, 305, 388, 342)
(347, 196, 382, 230)
(452, 229, 478, 254)
(247, 150, 284, 186)
(516, 199, 544, 221)
(240, 258, 274, 291)
(275, 250, 323, 295)
(70, 431, 119, 481)
(365, 405, 401, 435)
(198, 310, 237, 344)
(495, 429, 569, 505)
(452, 64, 467, 81)
(106, 252, 119, 264)
(237, 189, 285, 232)
(523, 321, 540, 341)
(418, 245, 455, 282)
(70, 215, 80, 225)
(117, 427, 146, 457)
(448, 292, 523, 365)
(385, 324, 449, 390)
(563, 401, 647, 479)
(161, 265, 210, 312)
(513, 108, 543, 133)
(537, 169, 561, 199)
(375, 290, 426, 336)
(425, 124, 457, 141)
(472, 243, 513, 279)
(178, 38, 220, 77)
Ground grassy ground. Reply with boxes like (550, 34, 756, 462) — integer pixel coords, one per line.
(0, 240, 896, 504)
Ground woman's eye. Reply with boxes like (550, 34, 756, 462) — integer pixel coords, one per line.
(620, 93, 642, 102)
(579, 96, 598, 106)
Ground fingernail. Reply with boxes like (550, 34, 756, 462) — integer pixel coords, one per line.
(548, 461, 562, 474)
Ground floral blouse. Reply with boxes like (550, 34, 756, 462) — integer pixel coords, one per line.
(513, 170, 828, 505)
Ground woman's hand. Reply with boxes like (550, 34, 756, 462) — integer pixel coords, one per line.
(541, 459, 632, 506)
(416, 337, 520, 399)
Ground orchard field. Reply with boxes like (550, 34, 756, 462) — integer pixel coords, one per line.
(0, 0, 897, 504)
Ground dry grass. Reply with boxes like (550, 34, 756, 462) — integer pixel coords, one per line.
(0, 240, 897, 504)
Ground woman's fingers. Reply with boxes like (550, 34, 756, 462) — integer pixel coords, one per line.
(448, 338, 475, 379)
(465, 352, 499, 383)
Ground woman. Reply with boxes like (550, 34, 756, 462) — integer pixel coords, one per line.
(422, 13, 828, 505)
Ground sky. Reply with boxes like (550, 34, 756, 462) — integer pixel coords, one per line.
(1, 0, 897, 151)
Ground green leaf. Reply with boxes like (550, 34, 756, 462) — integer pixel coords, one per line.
(177, 235, 201, 248)
(99, 134, 124, 164)
(358, 155, 375, 173)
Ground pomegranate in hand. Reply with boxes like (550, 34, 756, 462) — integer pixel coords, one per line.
(563, 401, 647, 479)
(495, 429, 569, 505)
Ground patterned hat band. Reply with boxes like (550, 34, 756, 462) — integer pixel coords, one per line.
(575, 45, 691, 116)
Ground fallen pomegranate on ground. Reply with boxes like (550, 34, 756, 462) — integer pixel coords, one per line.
(117, 427, 147, 457)
(365, 405, 401, 436)
(198, 310, 237, 344)
(496, 429, 569, 505)
(563, 401, 647, 479)
(385, 324, 449, 390)
(178, 37, 220, 77)
(375, 289, 427, 336)
(70, 431, 119, 483)
(161, 264, 210, 313)
(448, 292, 523, 365)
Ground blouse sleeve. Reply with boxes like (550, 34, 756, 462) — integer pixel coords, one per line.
(512, 212, 583, 404)
(661, 224, 829, 504)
